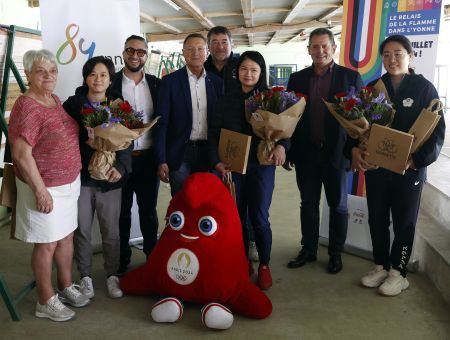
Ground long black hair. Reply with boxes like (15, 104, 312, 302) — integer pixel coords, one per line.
(236, 51, 268, 93)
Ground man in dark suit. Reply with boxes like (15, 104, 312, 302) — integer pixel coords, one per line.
(154, 33, 223, 196)
(286, 28, 363, 274)
(111, 35, 161, 274)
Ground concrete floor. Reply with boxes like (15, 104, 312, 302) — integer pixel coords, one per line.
(1, 169, 449, 340)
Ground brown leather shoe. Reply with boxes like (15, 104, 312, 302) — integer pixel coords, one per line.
(257, 265, 272, 290)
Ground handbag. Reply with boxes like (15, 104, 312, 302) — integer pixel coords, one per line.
(222, 172, 236, 203)
(0, 163, 17, 239)
(0, 163, 17, 208)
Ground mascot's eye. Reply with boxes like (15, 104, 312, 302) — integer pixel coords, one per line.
(198, 216, 217, 236)
(169, 211, 185, 230)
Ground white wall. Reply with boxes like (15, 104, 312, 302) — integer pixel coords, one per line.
(0, 0, 40, 30)
(234, 41, 312, 74)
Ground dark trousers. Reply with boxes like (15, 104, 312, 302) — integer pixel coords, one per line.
(365, 170, 423, 277)
(233, 164, 275, 265)
(169, 142, 210, 196)
(294, 149, 348, 256)
(119, 150, 160, 262)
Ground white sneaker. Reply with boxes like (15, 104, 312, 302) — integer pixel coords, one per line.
(80, 276, 95, 299)
(378, 269, 410, 296)
(106, 276, 123, 299)
(35, 294, 75, 322)
(248, 241, 259, 262)
(58, 284, 90, 307)
(361, 265, 389, 288)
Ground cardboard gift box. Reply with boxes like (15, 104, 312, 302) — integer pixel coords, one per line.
(365, 124, 414, 175)
(218, 128, 252, 174)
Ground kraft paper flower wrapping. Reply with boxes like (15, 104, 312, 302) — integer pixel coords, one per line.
(324, 82, 395, 150)
(245, 88, 306, 165)
(82, 98, 159, 180)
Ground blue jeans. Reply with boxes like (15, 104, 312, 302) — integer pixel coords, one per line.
(233, 164, 275, 265)
(169, 142, 210, 196)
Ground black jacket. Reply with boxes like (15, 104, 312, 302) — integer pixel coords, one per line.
(204, 52, 240, 94)
(344, 73, 446, 181)
(287, 63, 363, 169)
(208, 87, 290, 168)
(63, 86, 132, 191)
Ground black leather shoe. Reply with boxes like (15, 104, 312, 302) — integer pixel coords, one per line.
(287, 250, 317, 268)
(327, 254, 343, 274)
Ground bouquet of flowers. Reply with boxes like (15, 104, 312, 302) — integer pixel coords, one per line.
(81, 98, 159, 180)
(245, 86, 307, 165)
(323, 84, 395, 148)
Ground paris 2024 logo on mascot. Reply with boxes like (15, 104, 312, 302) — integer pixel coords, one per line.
(120, 172, 272, 330)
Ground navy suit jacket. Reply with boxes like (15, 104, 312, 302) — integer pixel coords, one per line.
(287, 63, 363, 169)
(154, 66, 224, 171)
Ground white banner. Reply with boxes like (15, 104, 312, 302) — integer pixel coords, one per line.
(39, 0, 140, 101)
(320, 195, 394, 259)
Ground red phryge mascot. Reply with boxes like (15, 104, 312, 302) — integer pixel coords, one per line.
(120, 173, 272, 329)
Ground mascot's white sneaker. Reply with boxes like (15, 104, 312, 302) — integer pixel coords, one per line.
(201, 303, 234, 330)
(151, 297, 183, 323)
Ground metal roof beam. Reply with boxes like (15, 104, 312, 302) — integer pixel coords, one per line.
(148, 20, 328, 42)
(240, 0, 255, 47)
(171, 0, 214, 29)
(140, 12, 182, 34)
(267, 0, 310, 45)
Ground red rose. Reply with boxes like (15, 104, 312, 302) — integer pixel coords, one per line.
(81, 107, 94, 115)
(264, 91, 273, 99)
(272, 86, 284, 92)
(295, 92, 307, 101)
(119, 101, 133, 112)
(362, 86, 374, 93)
(344, 98, 357, 111)
(334, 92, 347, 99)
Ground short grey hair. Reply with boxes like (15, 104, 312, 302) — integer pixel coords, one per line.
(23, 49, 57, 72)
(308, 28, 336, 47)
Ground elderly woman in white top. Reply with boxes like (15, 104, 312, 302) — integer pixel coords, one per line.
(8, 49, 89, 322)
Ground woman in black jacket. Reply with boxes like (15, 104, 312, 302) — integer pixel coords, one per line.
(208, 51, 289, 290)
(348, 35, 445, 296)
(63, 56, 132, 300)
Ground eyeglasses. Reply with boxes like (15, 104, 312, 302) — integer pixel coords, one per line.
(183, 46, 207, 54)
(124, 47, 148, 57)
(382, 52, 408, 60)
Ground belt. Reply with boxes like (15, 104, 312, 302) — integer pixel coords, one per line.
(186, 140, 207, 147)
(132, 149, 150, 156)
